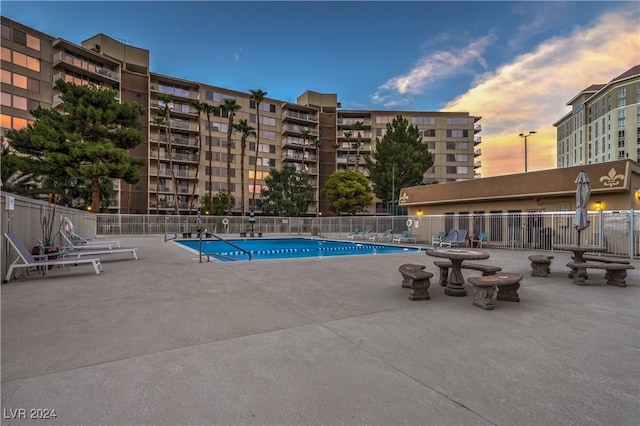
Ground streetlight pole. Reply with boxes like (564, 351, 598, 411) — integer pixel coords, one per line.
(519, 131, 537, 173)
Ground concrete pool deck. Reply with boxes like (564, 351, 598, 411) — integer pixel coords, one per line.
(1, 234, 639, 425)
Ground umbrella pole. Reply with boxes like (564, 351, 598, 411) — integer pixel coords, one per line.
(577, 230, 581, 246)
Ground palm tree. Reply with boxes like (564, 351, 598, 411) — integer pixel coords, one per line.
(249, 89, 267, 210)
(343, 130, 353, 171)
(149, 116, 166, 214)
(191, 101, 219, 212)
(232, 119, 256, 217)
(352, 121, 364, 172)
(299, 129, 311, 174)
(221, 98, 241, 216)
(309, 137, 321, 215)
(158, 94, 180, 215)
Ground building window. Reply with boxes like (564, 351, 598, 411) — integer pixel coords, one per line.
(12, 72, 27, 89)
(618, 140, 625, 148)
(0, 69, 10, 84)
(249, 100, 276, 112)
(12, 28, 26, 45)
(1, 24, 10, 40)
(412, 117, 435, 125)
(618, 151, 626, 159)
(420, 129, 436, 137)
(618, 118, 625, 128)
(446, 117, 468, 125)
(446, 130, 468, 138)
(260, 130, 276, 140)
(618, 99, 626, 107)
(618, 88, 626, 98)
(375, 116, 394, 124)
(26, 34, 40, 51)
(1, 46, 10, 62)
(12, 95, 27, 110)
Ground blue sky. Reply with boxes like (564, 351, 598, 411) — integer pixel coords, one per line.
(2, 1, 639, 176)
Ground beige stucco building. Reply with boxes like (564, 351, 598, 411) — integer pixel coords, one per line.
(1, 16, 480, 216)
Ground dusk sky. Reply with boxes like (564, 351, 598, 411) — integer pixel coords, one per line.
(2, 1, 639, 177)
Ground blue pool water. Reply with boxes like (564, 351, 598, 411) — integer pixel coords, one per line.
(175, 238, 421, 262)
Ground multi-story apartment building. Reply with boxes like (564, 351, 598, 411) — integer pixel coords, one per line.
(554, 65, 640, 168)
(1, 16, 481, 216)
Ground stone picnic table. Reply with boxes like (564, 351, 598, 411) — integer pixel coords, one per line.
(426, 248, 490, 297)
(552, 244, 607, 263)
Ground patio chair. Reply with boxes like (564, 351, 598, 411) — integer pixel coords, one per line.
(471, 232, 489, 248)
(440, 229, 468, 247)
(4, 232, 102, 282)
(58, 232, 138, 260)
(347, 228, 360, 240)
(401, 231, 419, 243)
(393, 230, 418, 243)
(60, 217, 121, 248)
(357, 229, 372, 240)
(431, 231, 446, 246)
(370, 228, 393, 241)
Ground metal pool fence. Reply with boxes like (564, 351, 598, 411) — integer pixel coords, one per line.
(93, 211, 640, 258)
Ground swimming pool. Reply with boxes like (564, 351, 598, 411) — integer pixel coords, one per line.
(175, 237, 422, 262)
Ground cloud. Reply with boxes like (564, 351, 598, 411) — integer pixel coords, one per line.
(372, 35, 494, 108)
(443, 6, 639, 177)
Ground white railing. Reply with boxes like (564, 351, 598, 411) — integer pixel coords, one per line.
(91, 211, 639, 258)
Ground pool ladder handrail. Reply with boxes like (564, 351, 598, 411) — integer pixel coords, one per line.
(199, 231, 252, 263)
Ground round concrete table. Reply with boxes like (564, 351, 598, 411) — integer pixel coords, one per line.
(552, 244, 606, 263)
(426, 248, 490, 297)
(553, 244, 607, 281)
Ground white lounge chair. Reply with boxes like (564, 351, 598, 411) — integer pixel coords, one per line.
(60, 217, 121, 248)
(58, 232, 138, 260)
(357, 229, 372, 240)
(370, 228, 393, 241)
(440, 229, 468, 247)
(4, 232, 102, 282)
(347, 228, 361, 240)
(432, 231, 446, 246)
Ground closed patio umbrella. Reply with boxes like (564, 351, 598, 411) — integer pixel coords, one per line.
(572, 170, 591, 245)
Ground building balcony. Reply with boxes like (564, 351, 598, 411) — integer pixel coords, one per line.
(151, 151, 199, 163)
(474, 149, 482, 157)
(474, 161, 482, 168)
(150, 102, 199, 118)
(474, 137, 482, 145)
(337, 118, 372, 127)
(474, 124, 482, 133)
(150, 84, 199, 101)
(282, 152, 318, 162)
(281, 124, 318, 136)
(158, 169, 195, 179)
(151, 136, 200, 148)
(337, 131, 372, 139)
(52, 52, 120, 83)
(282, 110, 318, 123)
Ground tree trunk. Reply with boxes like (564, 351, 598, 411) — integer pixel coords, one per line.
(240, 137, 246, 217)
(252, 105, 260, 210)
(226, 118, 233, 216)
(207, 112, 213, 208)
(166, 118, 179, 216)
(91, 177, 100, 212)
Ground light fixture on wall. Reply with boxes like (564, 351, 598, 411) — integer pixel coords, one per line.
(635, 188, 640, 199)
(417, 209, 423, 216)
(594, 200, 602, 211)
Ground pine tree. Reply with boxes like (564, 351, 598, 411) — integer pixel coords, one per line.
(5, 80, 146, 211)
